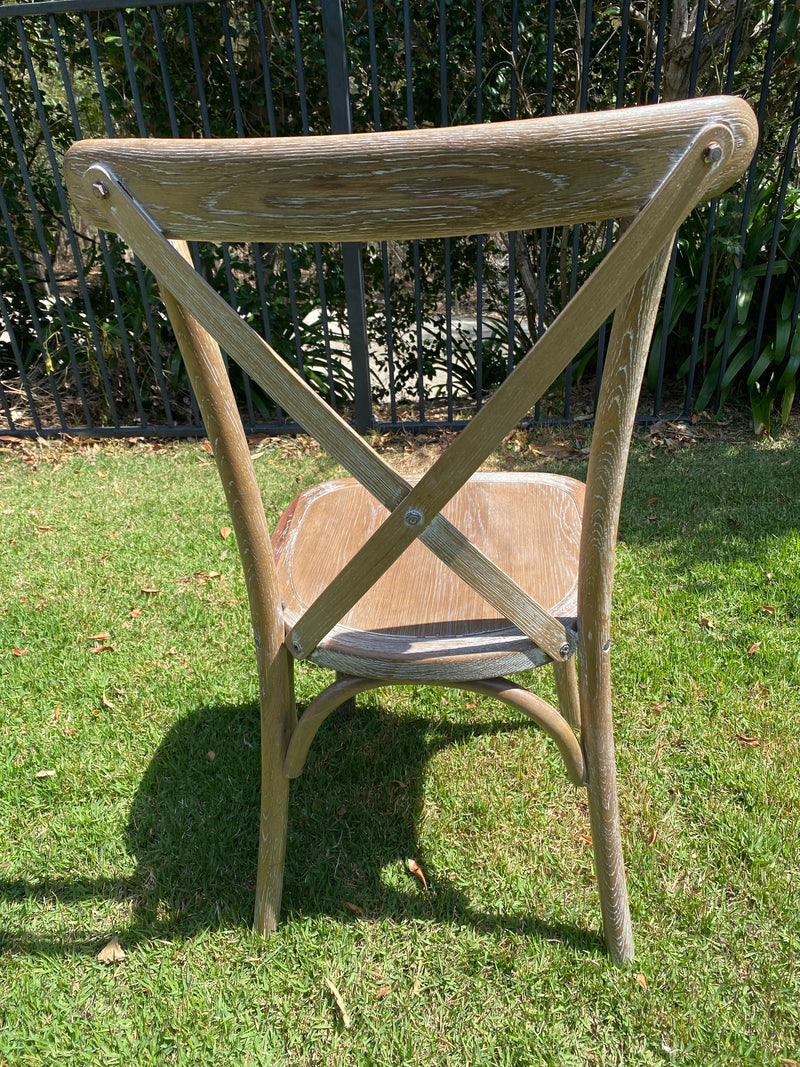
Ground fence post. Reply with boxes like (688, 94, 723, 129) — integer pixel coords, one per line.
(320, 0, 373, 433)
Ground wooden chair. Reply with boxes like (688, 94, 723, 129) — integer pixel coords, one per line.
(65, 96, 756, 963)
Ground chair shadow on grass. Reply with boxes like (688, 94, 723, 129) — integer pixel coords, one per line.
(127, 695, 601, 952)
(0, 696, 602, 956)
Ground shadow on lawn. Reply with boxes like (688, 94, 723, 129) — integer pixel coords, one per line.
(0, 698, 601, 956)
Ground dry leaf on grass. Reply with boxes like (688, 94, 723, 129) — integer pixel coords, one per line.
(734, 734, 761, 747)
(634, 972, 648, 990)
(407, 858, 428, 890)
(35, 769, 56, 778)
(220, 526, 232, 540)
(343, 901, 364, 916)
(324, 976, 351, 1029)
(747, 641, 762, 655)
(375, 985, 391, 999)
(97, 936, 126, 964)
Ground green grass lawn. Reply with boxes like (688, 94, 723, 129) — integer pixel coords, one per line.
(0, 424, 798, 1066)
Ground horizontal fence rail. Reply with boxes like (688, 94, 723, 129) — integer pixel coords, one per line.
(1, 0, 798, 438)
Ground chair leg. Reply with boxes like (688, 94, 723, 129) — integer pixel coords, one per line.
(552, 657, 580, 730)
(254, 645, 295, 935)
(580, 643, 633, 964)
(335, 671, 357, 715)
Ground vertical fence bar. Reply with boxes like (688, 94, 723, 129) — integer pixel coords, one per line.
(0, 117, 67, 431)
(748, 82, 800, 416)
(474, 1, 484, 410)
(538, 0, 559, 415)
(117, 7, 179, 425)
(218, 0, 261, 430)
(0, 46, 94, 428)
(713, 0, 782, 413)
(400, 0, 427, 423)
(0, 0, 795, 436)
(438, 0, 455, 422)
(320, 0, 373, 432)
(365, 0, 399, 426)
(0, 257, 45, 432)
(51, 14, 150, 430)
(20, 17, 122, 429)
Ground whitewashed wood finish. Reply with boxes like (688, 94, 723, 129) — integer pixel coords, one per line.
(284, 116, 745, 659)
(67, 111, 754, 669)
(552, 658, 581, 730)
(579, 245, 673, 964)
(76, 162, 574, 661)
(283, 674, 586, 786)
(66, 97, 756, 243)
(65, 97, 758, 960)
(273, 474, 582, 680)
(160, 247, 295, 936)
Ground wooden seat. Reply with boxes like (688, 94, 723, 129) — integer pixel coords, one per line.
(274, 473, 583, 679)
(64, 95, 757, 962)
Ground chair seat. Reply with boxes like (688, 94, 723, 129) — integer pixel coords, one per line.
(272, 471, 584, 680)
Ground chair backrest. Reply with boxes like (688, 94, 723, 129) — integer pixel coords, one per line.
(67, 98, 755, 243)
(64, 96, 758, 670)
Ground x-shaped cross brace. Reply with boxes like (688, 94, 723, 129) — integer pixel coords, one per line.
(82, 118, 732, 664)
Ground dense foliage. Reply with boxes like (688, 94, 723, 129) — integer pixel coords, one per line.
(1, 1, 798, 430)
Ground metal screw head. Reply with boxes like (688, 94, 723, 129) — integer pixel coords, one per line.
(92, 180, 109, 200)
(702, 141, 723, 165)
(559, 642, 571, 659)
(404, 507, 424, 527)
(291, 638, 303, 657)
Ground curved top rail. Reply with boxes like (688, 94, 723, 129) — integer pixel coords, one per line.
(65, 96, 757, 244)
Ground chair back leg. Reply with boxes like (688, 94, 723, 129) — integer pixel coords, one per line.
(161, 267, 295, 935)
(255, 645, 295, 934)
(579, 245, 673, 963)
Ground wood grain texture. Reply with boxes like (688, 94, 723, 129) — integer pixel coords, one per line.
(578, 246, 673, 964)
(160, 252, 294, 936)
(285, 116, 744, 660)
(65, 97, 759, 959)
(65, 96, 757, 243)
(274, 473, 582, 679)
(283, 674, 585, 786)
(77, 164, 574, 661)
(552, 658, 581, 731)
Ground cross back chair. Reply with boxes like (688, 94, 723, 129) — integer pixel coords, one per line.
(65, 95, 756, 963)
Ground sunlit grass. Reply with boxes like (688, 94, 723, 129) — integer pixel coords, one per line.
(0, 425, 798, 1065)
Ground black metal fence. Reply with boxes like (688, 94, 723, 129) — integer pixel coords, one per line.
(1, 0, 798, 438)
